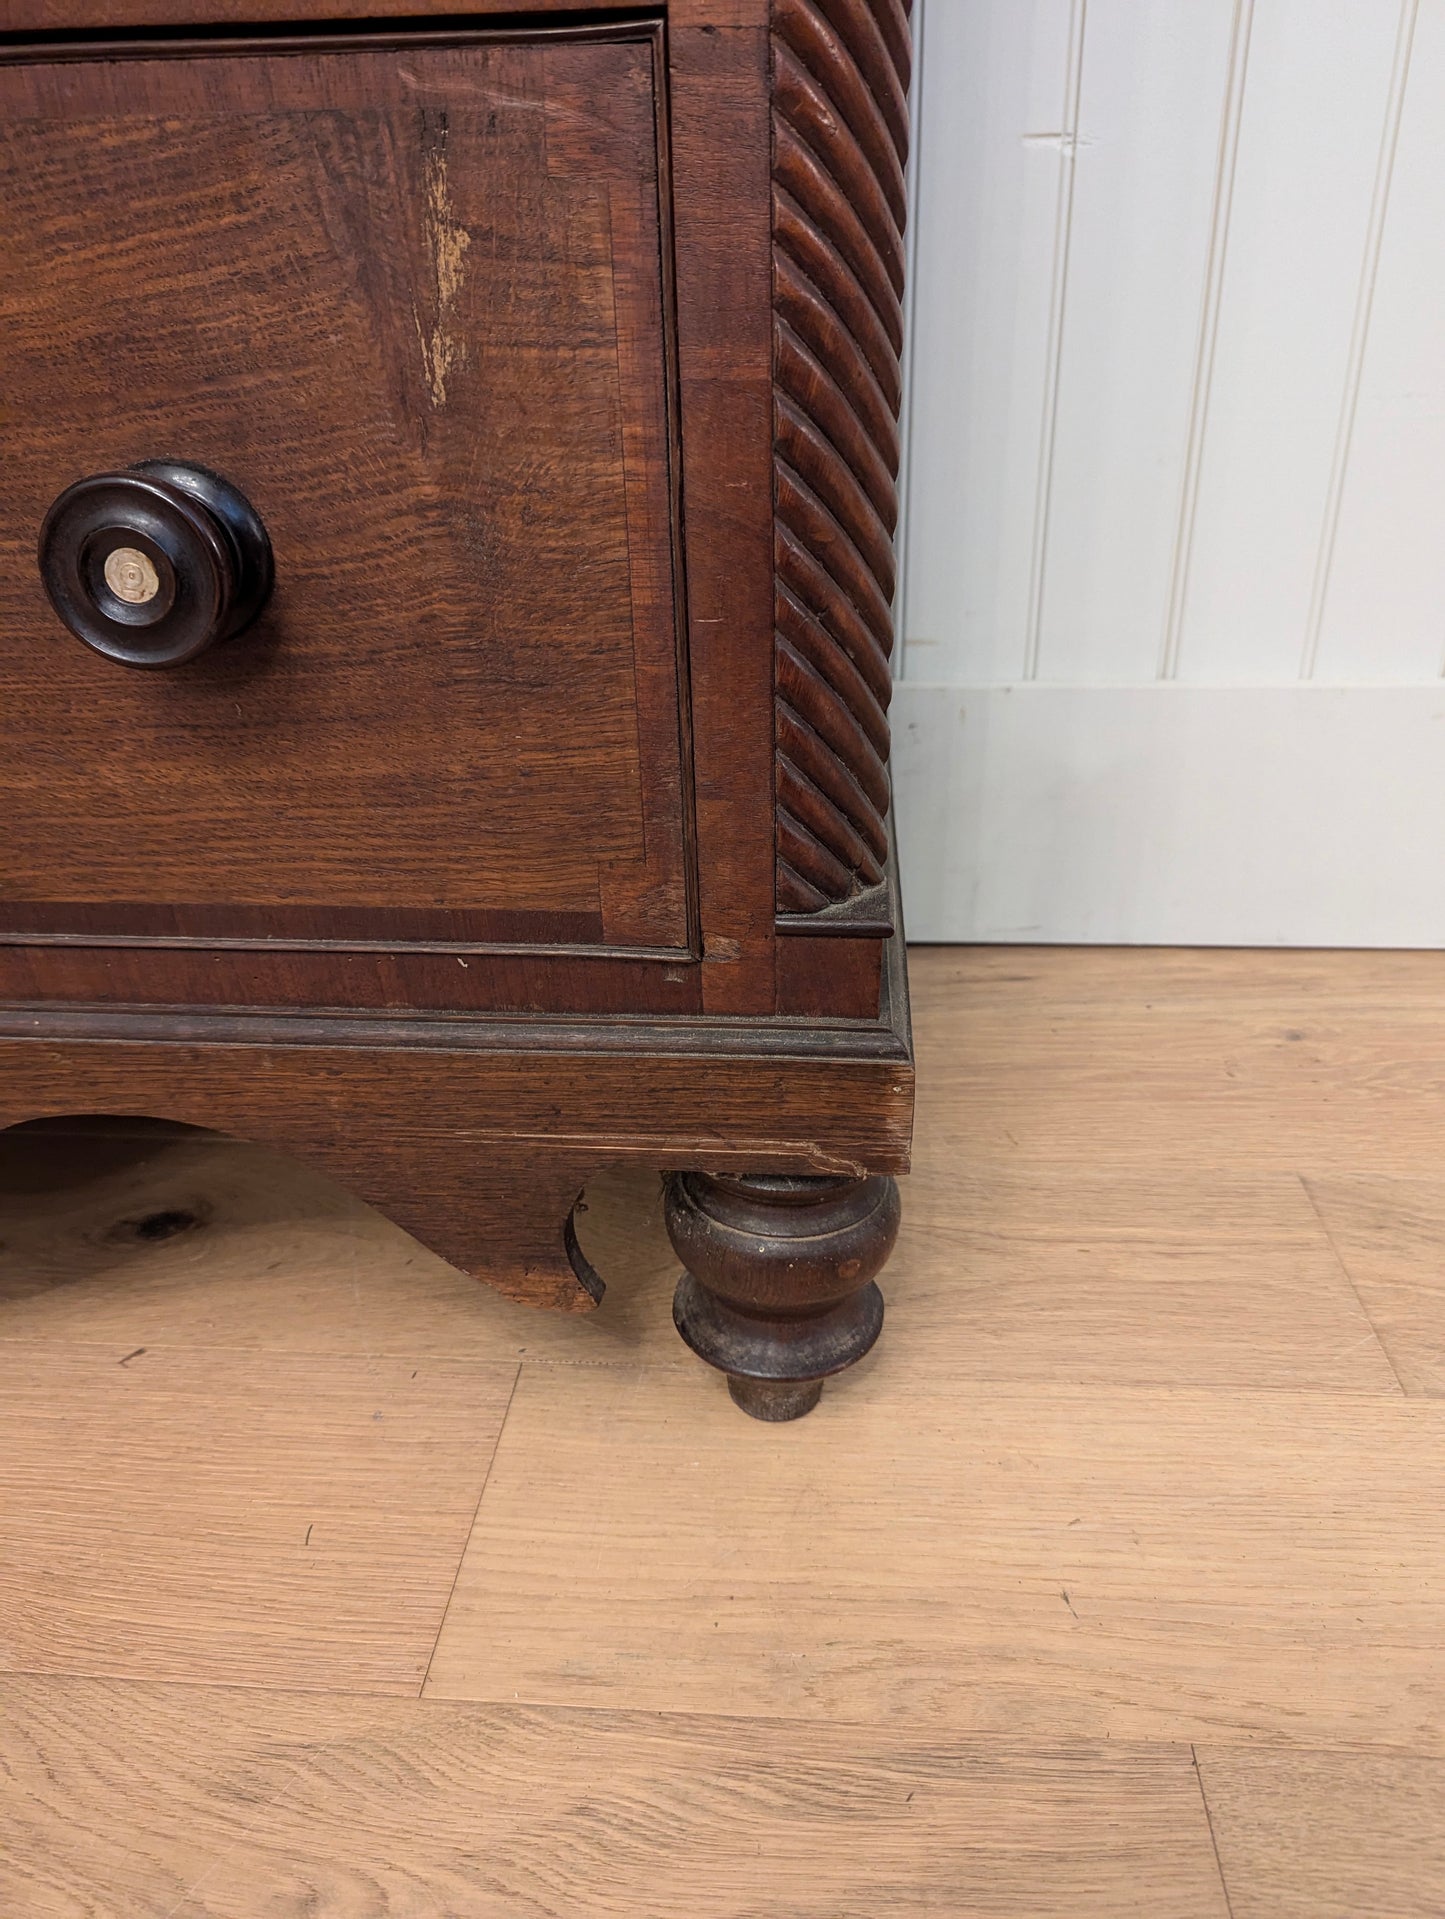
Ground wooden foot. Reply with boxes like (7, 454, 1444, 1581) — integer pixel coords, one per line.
(665, 1172, 899, 1419)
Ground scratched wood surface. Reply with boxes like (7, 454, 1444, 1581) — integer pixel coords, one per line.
(1, 947, 1442, 1914)
(0, 33, 686, 951)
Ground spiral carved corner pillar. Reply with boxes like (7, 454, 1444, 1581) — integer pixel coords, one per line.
(771, 0, 913, 916)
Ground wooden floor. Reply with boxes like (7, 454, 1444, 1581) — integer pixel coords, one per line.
(2, 946, 1444, 1916)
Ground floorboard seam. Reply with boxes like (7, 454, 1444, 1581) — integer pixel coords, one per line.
(419, 1359, 523, 1697)
(1300, 1174, 1408, 1395)
(1192, 1744, 1238, 1919)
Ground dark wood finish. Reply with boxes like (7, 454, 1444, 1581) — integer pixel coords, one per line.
(0, 0, 769, 28)
(0, 29, 688, 959)
(772, 0, 911, 917)
(775, 931, 883, 1020)
(666, 15, 778, 1016)
(0, 968, 913, 1311)
(0, 942, 708, 1014)
(38, 460, 275, 667)
(0, 0, 917, 1415)
(667, 1169, 899, 1418)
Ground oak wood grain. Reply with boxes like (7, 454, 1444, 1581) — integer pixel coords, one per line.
(1, 950, 1444, 1915)
(1196, 1745, 1445, 1919)
(12, 943, 1423, 1387)
(0, 1343, 516, 1691)
(0, 1130, 1397, 1393)
(911, 943, 1445, 1175)
(887, 1167, 1400, 1392)
(427, 1365, 1445, 1750)
(0, 1677, 1230, 1918)
(1304, 1176, 1445, 1395)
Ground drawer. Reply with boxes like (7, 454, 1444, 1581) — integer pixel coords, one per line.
(0, 24, 691, 989)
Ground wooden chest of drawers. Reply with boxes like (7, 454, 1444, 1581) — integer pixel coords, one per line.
(0, 0, 914, 1419)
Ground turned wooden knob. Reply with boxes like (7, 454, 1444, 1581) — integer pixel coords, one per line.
(38, 461, 273, 668)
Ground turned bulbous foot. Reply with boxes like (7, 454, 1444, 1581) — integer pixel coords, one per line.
(665, 1170, 900, 1420)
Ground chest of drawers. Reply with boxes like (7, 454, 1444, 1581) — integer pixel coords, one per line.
(0, 0, 914, 1419)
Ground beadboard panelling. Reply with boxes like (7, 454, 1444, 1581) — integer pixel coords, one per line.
(1030, 0, 1238, 683)
(1315, 0, 1445, 683)
(900, 0, 1445, 694)
(1173, 0, 1407, 684)
(894, 682, 1445, 946)
(899, 0, 1075, 684)
(896, 1, 1445, 943)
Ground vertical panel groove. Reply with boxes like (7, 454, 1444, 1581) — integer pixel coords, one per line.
(1300, 0, 1419, 682)
(1022, 0, 1087, 682)
(1157, 0, 1255, 683)
(894, 0, 925, 674)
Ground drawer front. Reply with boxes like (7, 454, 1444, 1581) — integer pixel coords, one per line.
(0, 26, 690, 968)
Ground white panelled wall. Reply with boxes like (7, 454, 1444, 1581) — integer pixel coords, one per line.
(894, 0, 1445, 944)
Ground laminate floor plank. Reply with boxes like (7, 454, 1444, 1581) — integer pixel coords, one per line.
(912, 944, 1445, 1013)
(1304, 1176, 1445, 1396)
(886, 1168, 1398, 1392)
(0, 1125, 681, 1367)
(0, 1133, 1399, 1397)
(1196, 1744, 1445, 1919)
(911, 947, 1445, 1176)
(1, 948, 1444, 1917)
(0, 1674, 1230, 1919)
(0, 1342, 516, 1693)
(427, 1365, 1445, 1751)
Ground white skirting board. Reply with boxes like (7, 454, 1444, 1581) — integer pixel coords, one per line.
(892, 682, 1445, 947)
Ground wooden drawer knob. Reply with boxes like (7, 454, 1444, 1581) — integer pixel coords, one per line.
(38, 461, 273, 668)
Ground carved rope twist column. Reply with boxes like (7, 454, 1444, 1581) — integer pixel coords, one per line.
(772, 0, 913, 913)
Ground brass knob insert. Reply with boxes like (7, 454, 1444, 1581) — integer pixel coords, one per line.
(38, 461, 273, 668)
(103, 546, 162, 606)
